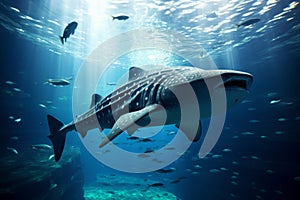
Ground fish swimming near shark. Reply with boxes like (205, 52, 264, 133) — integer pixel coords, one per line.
(59, 21, 78, 44)
(46, 66, 253, 161)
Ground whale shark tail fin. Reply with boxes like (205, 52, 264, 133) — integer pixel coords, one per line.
(47, 114, 66, 162)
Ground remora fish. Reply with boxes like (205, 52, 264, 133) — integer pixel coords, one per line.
(59, 21, 78, 44)
(235, 18, 260, 28)
(46, 66, 253, 161)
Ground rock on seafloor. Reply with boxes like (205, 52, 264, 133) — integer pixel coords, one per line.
(0, 147, 84, 200)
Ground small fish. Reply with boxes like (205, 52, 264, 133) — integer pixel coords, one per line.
(46, 78, 71, 86)
(127, 136, 139, 140)
(156, 168, 176, 173)
(240, 131, 255, 135)
(5, 80, 16, 85)
(148, 182, 164, 187)
(10, 136, 19, 140)
(231, 181, 238, 185)
(165, 147, 175, 150)
(112, 15, 129, 21)
(14, 118, 22, 123)
(209, 169, 220, 173)
(140, 138, 152, 142)
(13, 88, 22, 92)
(249, 119, 260, 123)
(267, 92, 278, 97)
(270, 99, 281, 104)
(251, 156, 259, 160)
(194, 164, 202, 169)
(137, 153, 150, 158)
(167, 131, 176, 135)
(49, 183, 57, 190)
(220, 167, 228, 171)
(107, 82, 117, 86)
(206, 12, 218, 19)
(9, 116, 14, 120)
(49, 154, 55, 160)
(7, 147, 18, 154)
(278, 118, 287, 122)
(32, 144, 53, 150)
(222, 148, 232, 152)
(171, 179, 181, 184)
(59, 21, 78, 44)
(39, 103, 47, 108)
(211, 154, 222, 158)
(275, 131, 284, 135)
(235, 18, 260, 28)
(144, 149, 154, 153)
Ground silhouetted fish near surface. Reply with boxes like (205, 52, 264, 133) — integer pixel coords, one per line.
(206, 12, 218, 19)
(59, 21, 78, 44)
(112, 15, 129, 21)
(235, 18, 260, 28)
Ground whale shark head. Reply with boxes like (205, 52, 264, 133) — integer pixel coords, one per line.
(160, 67, 253, 118)
(213, 69, 253, 108)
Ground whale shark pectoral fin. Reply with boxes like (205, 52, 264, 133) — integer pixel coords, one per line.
(176, 121, 202, 142)
(99, 104, 160, 147)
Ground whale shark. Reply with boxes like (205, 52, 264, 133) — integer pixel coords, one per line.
(47, 66, 253, 161)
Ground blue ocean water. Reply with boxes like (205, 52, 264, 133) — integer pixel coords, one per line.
(1, 0, 300, 199)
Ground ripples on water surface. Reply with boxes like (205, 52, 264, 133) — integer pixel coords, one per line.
(0, 0, 299, 60)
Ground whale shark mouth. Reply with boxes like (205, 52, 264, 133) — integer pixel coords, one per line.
(224, 78, 248, 90)
(216, 73, 253, 91)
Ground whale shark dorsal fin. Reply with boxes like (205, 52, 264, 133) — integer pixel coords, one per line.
(90, 93, 103, 108)
(175, 121, 202, 142)
(99, 104, 160, 147)
(129, 67, 146, 81)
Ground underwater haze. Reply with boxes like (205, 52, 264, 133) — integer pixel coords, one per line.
(1, 0, 300, 199)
